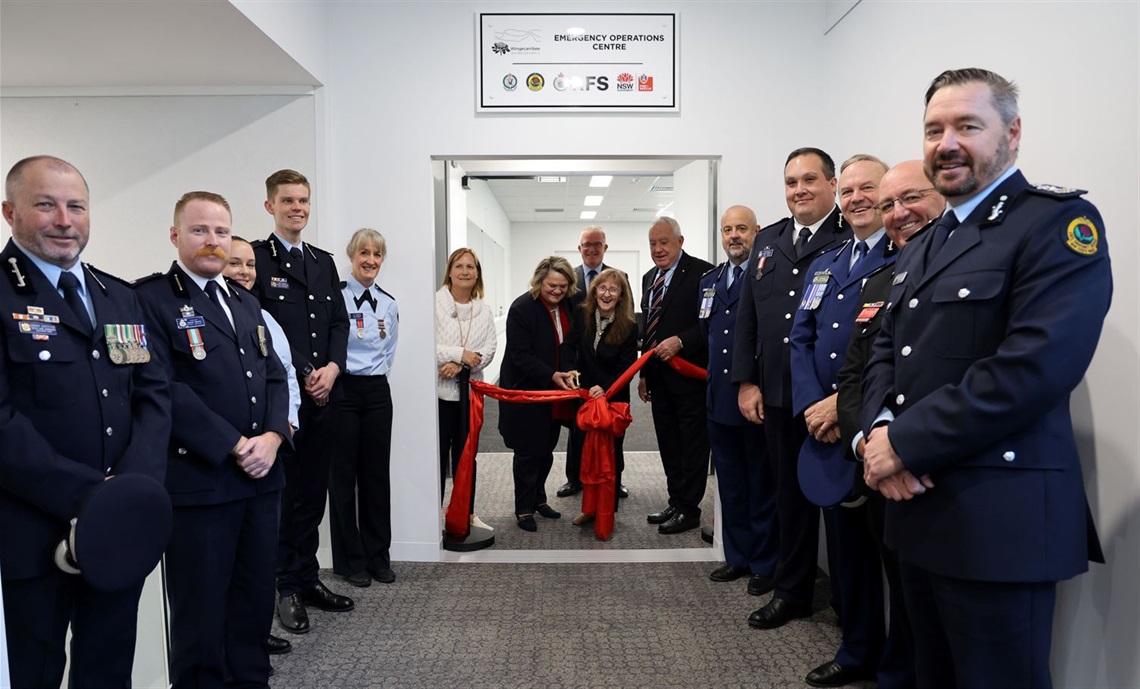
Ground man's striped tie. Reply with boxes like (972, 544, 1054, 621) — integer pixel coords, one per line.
(643, 269, 667, 348)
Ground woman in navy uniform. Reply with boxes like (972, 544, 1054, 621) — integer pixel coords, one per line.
(499, 256, 578, 532)
(566, 268, 638, 533)
(328, 228, 399, 586)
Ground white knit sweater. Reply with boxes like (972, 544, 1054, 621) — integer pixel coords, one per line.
(435, 286, 497, 402)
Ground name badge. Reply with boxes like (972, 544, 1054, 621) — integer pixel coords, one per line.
(270, 276, 290, 290)
(698, 287, 715, 319)
(19, 322, 57, 340)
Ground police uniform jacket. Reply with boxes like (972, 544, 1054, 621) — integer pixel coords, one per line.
(0, 240, 170, 579)
(250, 234, 348, 387)
(699, 261, 748, 426)
(135, 263, 289, 507)
(732, 208, 851, 408)
(861, 171, 1110, 582)
(639, 251, 714, 390)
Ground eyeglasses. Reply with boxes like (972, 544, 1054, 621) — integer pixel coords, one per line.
(579, 242, 604, 249)
(595, 285, 622, 295)
(875, 189, 936, 215)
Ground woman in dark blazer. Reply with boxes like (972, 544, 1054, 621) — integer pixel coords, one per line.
(498, 256, 578, 532)
(567, 268, 638, 529)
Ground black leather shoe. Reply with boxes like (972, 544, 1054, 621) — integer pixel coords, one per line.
(299, 581, 354, 612)
(516, 514, 537, 532)
(646, 506, 676, 524)
(535, 503, 562, 519)
(748, 598, 812, 629)
(747, 574, 776, 596)
(805, 660, 877, 687)
(618, 484, 630, 499)
(556, 481, 583, 497)
(370, 567, 396, 584)
(276, 593, 310, 634)
(340, 571, 372, 588)
(267, 634, 292, 655)
(709, 564, 750, 582)
(658, 511, 699, 534)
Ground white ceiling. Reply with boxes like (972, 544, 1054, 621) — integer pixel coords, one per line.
(0, 0, 318, 89)
(481, 174, 673, 224)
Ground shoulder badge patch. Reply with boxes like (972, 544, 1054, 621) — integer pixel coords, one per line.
(1030, 183, 1087, 199)
(1065, 217, 1099, 255)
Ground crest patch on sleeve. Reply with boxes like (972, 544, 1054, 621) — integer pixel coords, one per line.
(1065, 216, 1099, 255)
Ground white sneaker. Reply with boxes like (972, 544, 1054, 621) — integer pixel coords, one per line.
(469, 515, 494, 532)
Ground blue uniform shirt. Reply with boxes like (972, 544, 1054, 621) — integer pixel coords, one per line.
(341, 275, 398, 376)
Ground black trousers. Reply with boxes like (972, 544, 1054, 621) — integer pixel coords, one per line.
(512, 421, 561, 515)
(866, 493, 915, 689)
(763, 404, 819, 607)
(166, 492, 278, 688)
(329, 374, 393, 575)
(648, 378, 709, 516)
(438, 398, 477, 510)
(3, 570, 144, 689)
(277, 394, 338, 596)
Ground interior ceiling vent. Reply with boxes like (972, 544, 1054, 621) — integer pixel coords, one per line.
(534, 208, 564, 213)
(649, 185, 673, 192)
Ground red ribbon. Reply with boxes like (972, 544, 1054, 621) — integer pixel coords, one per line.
(444, 349, 706, 541)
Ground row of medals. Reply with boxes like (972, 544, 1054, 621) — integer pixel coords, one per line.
(105, 332, 151, 365)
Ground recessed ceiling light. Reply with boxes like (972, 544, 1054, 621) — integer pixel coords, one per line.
(536, 176, 566, 183)
(584, 195, 604, 206)
(580, 211, 597, 219)
(589, 175, 613, 188)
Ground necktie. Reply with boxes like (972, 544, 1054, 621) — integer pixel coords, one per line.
(731, 265, 743, 289)
(204, 281, 234, 333)
(851, 240, 869, 269)
(643, 269, 667, 348)
(58, 271, 92, 333)
(289, 247, 306, 279)
(355, 288, 376, 311)
(586, 268, 597, 291)
(927, 212, 960, 261)
(795, 226, 812, 259)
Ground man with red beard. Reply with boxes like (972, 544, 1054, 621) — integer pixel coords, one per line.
(861, 68, 1110, 687)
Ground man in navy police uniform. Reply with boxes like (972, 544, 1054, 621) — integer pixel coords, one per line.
(251, 169, 353, 633)
(0, 155, 171, 688)
(733, 148, 852, 629)
(861, 68, 1110, 688)
(135, 191, 290, 687)
(700, 205, 778, 596)
(789, 155, 896, 688)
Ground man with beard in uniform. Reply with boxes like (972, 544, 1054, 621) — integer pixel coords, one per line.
(251, 170, 353, 634)
(862, 68, 1110, 687)
(733, 148, 851, 629)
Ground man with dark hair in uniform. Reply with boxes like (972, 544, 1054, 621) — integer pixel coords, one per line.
(0, 155, 170, 688)
(733, 148, 851, 629)
(135, 190, 289, 687)
(251, 169, 353, 634)
(862, 68, 1110, 687)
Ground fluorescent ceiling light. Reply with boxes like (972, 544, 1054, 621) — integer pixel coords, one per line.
(583, 195, 604, 206)
(589, 175, 613, 188)
(580, 211, 597, 220)
(536, 176, 566, 183)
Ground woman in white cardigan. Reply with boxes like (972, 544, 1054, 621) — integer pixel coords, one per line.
(435, 248, 497, 531)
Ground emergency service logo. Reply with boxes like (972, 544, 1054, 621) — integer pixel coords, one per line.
(527, 73, 544, 92)
(553, 73, 567, 91)
(616, 73, 635, 91)
(503, 74, 518, 91)
(638, 74, 654, 92)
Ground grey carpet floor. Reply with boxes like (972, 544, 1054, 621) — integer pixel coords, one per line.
(270, 562, 874, 688)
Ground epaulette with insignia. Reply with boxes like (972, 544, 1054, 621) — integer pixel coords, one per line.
(131, 272, 166, 286)
(761, 217, 791, 233)
(84, 263, 131, 289)
(307, 244, 333, 257)
(223, 275, 252, 294)
(376, 286, 396, 302)
(338, 281, 347, 289)
(250, 239, 268, 248)
(700, 265, 718, 279)
(1028, 183, 1087, 199)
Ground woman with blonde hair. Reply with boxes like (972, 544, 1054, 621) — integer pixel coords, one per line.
(435, 247, 497, 531)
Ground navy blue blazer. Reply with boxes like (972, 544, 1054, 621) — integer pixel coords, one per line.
(732, 208, 851, 408)
(790, 236, 896, 506)
(0, 240, 170, 579)
(699, 262, 749, 426)
(862, 171, 1110, 582)
(250, 235, 348, 385)
(135, 264, 290, 507)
